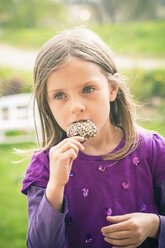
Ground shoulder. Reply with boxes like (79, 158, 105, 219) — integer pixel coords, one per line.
(138, 129, 165, 184)
(30, 149, 50, 167)
(138, 129, 165, 153)
(21, 149, 50, 195)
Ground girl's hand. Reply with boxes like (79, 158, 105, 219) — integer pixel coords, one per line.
(46, 136, 84, 211)
(101, 213, 160, 248)
(48, 136, 84, 187)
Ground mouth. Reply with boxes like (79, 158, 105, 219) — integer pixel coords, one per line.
(71, 119, 88, 124)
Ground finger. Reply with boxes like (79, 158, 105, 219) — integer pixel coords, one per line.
(101, 214, 132, 234)
(51, 140, 84, 158)
(67, 139, 85, 152)
(103, 230, 130, 239)
(104, 236, 134, 247)
(61, 148, 78, 164)
(56, 137, 85, 151)
(59, 142, 80, 154)
(107, 214, 131, 224)
(66, 136, 85, 143)
(112, 245, 136, 248)
(101, 220, 130, 234)
(60, 136, 85, 146)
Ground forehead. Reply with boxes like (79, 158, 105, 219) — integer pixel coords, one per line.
(46, 57, 107, 89)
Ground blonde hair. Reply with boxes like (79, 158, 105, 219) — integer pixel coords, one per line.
(33, 27, 139, 160)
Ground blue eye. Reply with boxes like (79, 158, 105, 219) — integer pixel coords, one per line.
(83, 86, 94, 94)
(55, 92, 64, 99)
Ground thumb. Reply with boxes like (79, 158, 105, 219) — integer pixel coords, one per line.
(107, 214, 131, 223)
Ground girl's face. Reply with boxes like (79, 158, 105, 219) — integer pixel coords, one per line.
(46, 57, 118, 141)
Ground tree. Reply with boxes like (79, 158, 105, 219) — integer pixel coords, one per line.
(126, 0, 157, 21)
(0, 0, 67, 28)
(0, 0, 14, 26)
(102, 0, 158, 22)
(102, 0, 123, 22)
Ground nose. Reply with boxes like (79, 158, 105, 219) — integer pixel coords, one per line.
(70, 99, 86, 114)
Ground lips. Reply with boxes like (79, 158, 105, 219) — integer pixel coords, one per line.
(71, 119, 88, 124)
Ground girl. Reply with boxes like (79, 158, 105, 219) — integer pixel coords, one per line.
(21, 27, 165, 248)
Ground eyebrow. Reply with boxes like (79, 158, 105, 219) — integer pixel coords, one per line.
(47, 80, 100, 93)
(47, 88, 65, 94)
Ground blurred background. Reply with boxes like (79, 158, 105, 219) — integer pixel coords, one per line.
(0, 0, 165, 247)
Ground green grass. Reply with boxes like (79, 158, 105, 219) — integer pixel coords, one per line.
(139, 120, 165, 137)
(122, 68, 165, 100)
(0, 21, 165, 57)
(0, 142, 37, 248)
(92, 21, 165, 57)
(0, 27, 60, 50)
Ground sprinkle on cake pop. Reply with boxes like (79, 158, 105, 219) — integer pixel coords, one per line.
(67, 120, 97, 141)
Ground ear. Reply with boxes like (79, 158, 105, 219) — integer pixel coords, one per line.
(108, 73, 120, 102)
(109, 82, 118, 102)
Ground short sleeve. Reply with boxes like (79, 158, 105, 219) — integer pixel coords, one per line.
(21, 150, 50, 195)
(149, 133, 165, 185)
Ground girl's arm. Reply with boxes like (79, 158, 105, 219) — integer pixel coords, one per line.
(46, 136, 84, 211)
(27, 185, 68, 248)
(26, 136, 84, 248)
(154, 180, 165, 248)
(158, 215, 165, 248)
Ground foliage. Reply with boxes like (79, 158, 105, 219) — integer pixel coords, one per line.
(0, 21, 165, 98)
(0, 21, 164, 57)
(0, 0, 164, 29)
(123, 68, 165, 100)
(102, 0, 157, 22)
(0, 67, 32, 96)
(138, 120, 165, 137)
(60, 0, 164, 23)
(0, 0, 68, 28)
(0, 27, 59, 50)
(5, 130, 34, 137)
(92, 21, 165, 57)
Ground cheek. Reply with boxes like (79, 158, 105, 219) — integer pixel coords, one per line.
(95, 97, 110, 121)
(50, 106, 68, 131)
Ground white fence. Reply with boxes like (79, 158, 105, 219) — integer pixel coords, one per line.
(0, 93, 38, 144)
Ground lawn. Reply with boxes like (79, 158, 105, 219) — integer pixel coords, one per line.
(93, 21, 165, 57)
(0, 142, 37, 248)
(0, 21, 165, 57)
(139, 120, 165, 137)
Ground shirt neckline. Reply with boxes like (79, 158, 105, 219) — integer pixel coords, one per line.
(78, 135, 125, 161)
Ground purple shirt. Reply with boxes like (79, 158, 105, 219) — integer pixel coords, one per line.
(21, 131, 165, 248)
